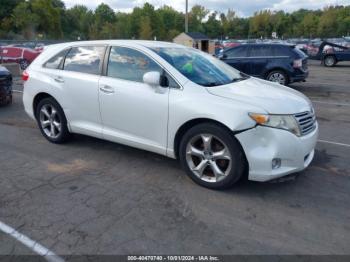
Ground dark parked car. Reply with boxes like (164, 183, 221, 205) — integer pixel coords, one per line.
(310, 41, 350, 67)
(219, 44, 308, 85)
(0, 66, 12, 106)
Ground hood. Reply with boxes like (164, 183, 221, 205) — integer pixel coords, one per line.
(0, 66, 10, 74)
(206, 77, 312, 114)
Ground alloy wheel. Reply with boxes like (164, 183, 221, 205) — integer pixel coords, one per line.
(325, 56, 335, 67)
(39, 104, 62, 139)
(186, 134, 232, 183)
(268, 72, 286, 85)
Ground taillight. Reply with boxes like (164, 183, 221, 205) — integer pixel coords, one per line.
(22, 71, 29, 81)
(293, 59, 302, 68)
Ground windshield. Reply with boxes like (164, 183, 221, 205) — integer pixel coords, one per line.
(151, 47, 249, 87)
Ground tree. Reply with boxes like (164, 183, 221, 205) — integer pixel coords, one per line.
(12, 1, 39, 39)
(1, 1, 350, 40)
(318, 7, 338, 37)
(139, 16, 153, 40)
(31, 0, 63, 38)
(0, 0, 23, 21)
(204, 12, 221, 38)
(301, 13, 319, 38)
(189, 5, 209, 32)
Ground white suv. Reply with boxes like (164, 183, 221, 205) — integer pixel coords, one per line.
(23, 40, 318, 189)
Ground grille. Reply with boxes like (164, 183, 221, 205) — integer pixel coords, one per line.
(294, 111, 316, 136)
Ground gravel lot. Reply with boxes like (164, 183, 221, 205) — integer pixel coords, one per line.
(0, 60, 349, 257)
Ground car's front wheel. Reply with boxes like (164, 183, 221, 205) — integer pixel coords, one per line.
(36, 97, 71, 143)
(179, 123, 246, 189)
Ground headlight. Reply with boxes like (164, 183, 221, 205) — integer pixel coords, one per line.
(249, 113, 301, 136)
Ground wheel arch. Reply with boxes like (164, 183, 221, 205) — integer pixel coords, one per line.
(33, 92, 58, 119)
(323, 54, 337, 65)
(265, 67, 290, 84)
(173, 118, 250, 181)
(173, 118, 247, 159)
(265, 67, 289, 78)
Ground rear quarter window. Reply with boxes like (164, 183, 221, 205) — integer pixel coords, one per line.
(63, 46, 106, 75)
(273, 46, 291, 57)
(43, 49, 70, 69)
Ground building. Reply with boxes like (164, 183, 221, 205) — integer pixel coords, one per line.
(173, 32, 215, 55)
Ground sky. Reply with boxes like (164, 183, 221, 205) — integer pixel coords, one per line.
(62, 0, 350, 17)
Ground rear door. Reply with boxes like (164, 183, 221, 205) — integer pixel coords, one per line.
(248, 45, 273, 77)
(59, 45, 106, 137)
(222, 46, 250, 73)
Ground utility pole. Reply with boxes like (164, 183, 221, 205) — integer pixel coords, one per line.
(185, 0, 188, 33)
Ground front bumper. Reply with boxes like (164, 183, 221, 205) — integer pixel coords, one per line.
(0, 85, 12, 105)
(236, 123, 318, 182)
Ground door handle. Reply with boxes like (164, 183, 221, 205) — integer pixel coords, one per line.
(100, 85, 115, 94)
(54, 76, 64, 83)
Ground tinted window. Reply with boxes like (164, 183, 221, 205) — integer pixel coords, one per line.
(249, 46, 273, 57)
(274, 46, 291, 56)
(44, 49, 69, 69)
(64, 46, 105, 75)
(225, 46, 248, 58)
(107, 47, 162, 82)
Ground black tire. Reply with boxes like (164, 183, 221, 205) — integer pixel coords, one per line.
(323, 55, 336, 67)
(19, 59, 29, 70)
(6, 94, 12, 105)
(35, 97, 71, 144)
(179, 123, 246, 190)
(266, 70, 289, 85)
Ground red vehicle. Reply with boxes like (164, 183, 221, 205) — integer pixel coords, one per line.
(222, 40, 241, 49)
(0, 46, 42, 70)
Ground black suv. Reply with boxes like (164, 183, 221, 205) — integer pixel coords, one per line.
(219, 44, 308, 85)
(0, 66, 12, 106)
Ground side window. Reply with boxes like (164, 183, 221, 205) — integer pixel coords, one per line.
(274, 46, 290, 57)
(250, 46, 273, 57)
(162, 72, 180, 88)
(107, 46, 162, 82)
(44, 49, 70, 69)
(63, 46, 105, 75)
(225, 46, 248, 58)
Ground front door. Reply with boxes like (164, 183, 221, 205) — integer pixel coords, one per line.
(98, 46, 169, 155)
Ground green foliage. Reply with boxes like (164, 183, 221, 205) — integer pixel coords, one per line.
(0, 2, 349, 40)
(139, 16, 153, 40)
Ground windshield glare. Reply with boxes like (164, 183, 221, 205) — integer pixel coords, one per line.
(151, 47, 248, 87)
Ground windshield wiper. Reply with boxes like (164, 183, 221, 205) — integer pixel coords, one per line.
(202, 82, 221, 87)
(231, 74, 250, 83)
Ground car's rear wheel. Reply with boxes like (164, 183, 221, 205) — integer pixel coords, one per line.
(267, 70, 289, 85)
(324, 55, 336, 67)
(179, 123, 246, 189)
(19, 59, 29, 70)
(36, 97, 71, 143)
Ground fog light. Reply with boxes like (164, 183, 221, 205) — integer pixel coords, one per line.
(272, 158, 281, 169)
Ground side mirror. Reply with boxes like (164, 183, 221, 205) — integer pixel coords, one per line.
(220, 53, 227, 60)
(143, 71, 161, 86)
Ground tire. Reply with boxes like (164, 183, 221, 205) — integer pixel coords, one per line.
(323, 55, 336, 67)
(179, 123, 246, 190)
(19, 59, 29, 70)
(6, 94, 12, 105)
(266, 70, 289, 85)
(35, 97, 71, 144)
